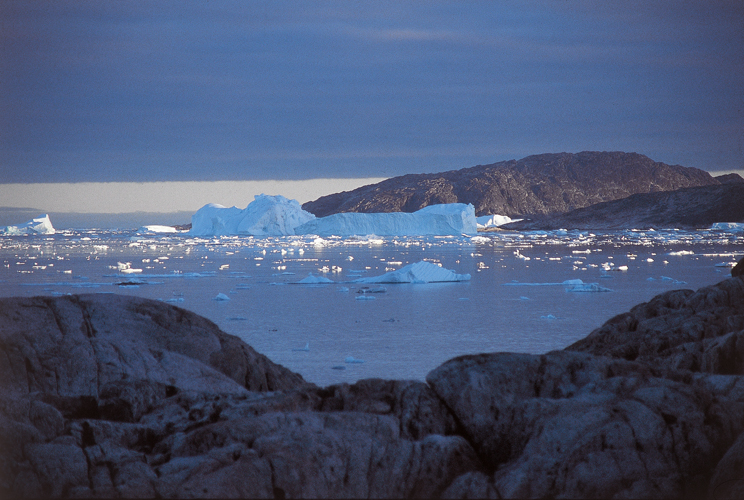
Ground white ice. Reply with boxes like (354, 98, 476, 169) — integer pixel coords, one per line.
(189, 194, 315, 236)
(137, 225, 180, 234)
(297, 273, 335, 284)
(476, 214, 522, 228)
(295, 203, 478, 236)
(354, 261, 471, 284)
(710, 222, 744, 232)
(0, 214, 55, 235)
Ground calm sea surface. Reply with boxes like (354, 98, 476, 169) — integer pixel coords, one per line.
(1, 228, 742, 386)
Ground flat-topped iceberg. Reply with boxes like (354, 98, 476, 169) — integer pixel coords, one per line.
(296, 203, 477, 236)
(354, 261, 471, 284)
(0, 214, 56, 235)
(190, 194, 316, 236)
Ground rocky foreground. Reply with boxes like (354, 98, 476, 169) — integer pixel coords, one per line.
(2, 274, 744, 498)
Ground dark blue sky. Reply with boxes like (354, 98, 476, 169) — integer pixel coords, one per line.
(2, 0, 742, 183)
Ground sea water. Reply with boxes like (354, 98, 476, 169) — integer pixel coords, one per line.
(1, 228, 742, 386)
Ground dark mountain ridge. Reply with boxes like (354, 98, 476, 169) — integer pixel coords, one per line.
(302, 151, 718, 217)
(503, 182, 744, 230)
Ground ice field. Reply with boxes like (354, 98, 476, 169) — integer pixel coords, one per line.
(2, 227, 742, 386)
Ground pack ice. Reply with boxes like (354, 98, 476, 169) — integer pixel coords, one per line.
(296, 203, 478, 236)
(0, 214, 56, 235)
(189, 195, 316, 236)
(354, 261, 471, 283)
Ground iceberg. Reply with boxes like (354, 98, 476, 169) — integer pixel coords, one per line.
(189, 194, 315, 236)
(476, 214, 522, 229)
(354, 261, 471, 284)
(0, 214, 55, 235)
(297, 273, 334, 284)
(137, 225, 179, 234)
(295, 203, 477, 236)
(710, 222, 744, 232)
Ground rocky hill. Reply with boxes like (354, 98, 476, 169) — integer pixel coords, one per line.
(302, 151, 718, 218)
(3, 276, 744, 498)
(503, 182, 744, 230)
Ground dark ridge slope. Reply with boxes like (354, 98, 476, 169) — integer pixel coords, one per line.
(503, 182, 744, 230)
(302, 151, 718, 217)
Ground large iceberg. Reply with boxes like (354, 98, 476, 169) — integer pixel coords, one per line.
(0, 214, 56, 235)
(354, 261, 471, 283)
(189, 195, 316, 236)
(296, 203, 477, 236)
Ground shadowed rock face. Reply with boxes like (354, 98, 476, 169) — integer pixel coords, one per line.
(2, 281, 744, 499)
(504, 183, 744, 230)
(302, 151, 717, 218)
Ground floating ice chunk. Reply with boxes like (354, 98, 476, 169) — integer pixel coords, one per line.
(354, 261, 470, 284)
(565, 283, 613, 292)
(710, 222, 744, 232)
(0, 214, 56, 235)
(345, 356, 364, 363)
(213, 293, 231, 301)
(296, 203, 477, 236)
(541, 314, 558, 320)
(292, 343, 310, 351)
(297, 273, 334, 284)
(137, 225, 179, 234)
(476, 214, 522, 228)
(189, 195, 315, 236)
(668, 250, 694, 256)
(355, 295, 376, 300)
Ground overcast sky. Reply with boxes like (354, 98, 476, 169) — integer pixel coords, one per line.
(2, 0, 743, 185)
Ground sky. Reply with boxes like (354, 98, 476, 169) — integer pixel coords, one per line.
(1, 1, 743, 214)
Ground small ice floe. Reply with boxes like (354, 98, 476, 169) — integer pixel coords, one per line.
(354, 261, 469, 284)
(345, 356, 364, 363)
(137, 225, 179, 234)
(355, 295, 376, 301)
(646, 258, 655, 263)
(520, 296, 530, 300)
(227, 316, 248, 321)
(668, 250, 694, 256)
(213, 293, 231, 301)
(714, 262, 737, 268)
(565, 282, 613, 292)
(357, 286, 387, 294)
(292, 343, 310, 352)
(514, 250, 530, 261)
(541, 314, 558, 320)
(165, 297, 184, 303)
(336, 286, 350, 292)
(297, 273, 334, 284)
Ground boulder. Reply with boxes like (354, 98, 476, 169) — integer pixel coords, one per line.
(567, 277, 744, 374)
(427, 350, 744, 499)
(3, 285, 744, 498)
(733, 257, 744, 278)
